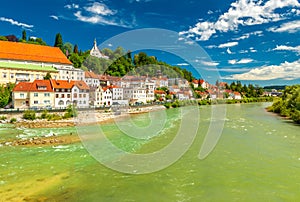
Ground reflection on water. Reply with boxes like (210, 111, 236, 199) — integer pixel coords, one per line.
(0, 103, 299, 201)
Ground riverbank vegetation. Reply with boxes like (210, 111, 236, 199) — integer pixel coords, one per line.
(267, 85, 300, 124)
(22, 105, 78, 121)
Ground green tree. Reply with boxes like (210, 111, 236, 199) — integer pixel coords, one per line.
(0, 36, 8, 41)
(44, 72, 52, 80)
(73, 44, 79, 54)
(22, 30, 27, 41)
(54, 33, 63, 50)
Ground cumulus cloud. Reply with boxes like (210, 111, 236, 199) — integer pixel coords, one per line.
(84, 2, 116, 16)
(179, 0, 300, 41)
(218, 41, 238, 48)
(273, 45, 300, 54)
(71, 2, 133, 28)
(269, 20, 300, 33)
(74, 11, 119, 26)
(225, 60, 300, 80)
(0, 17, 33, 28)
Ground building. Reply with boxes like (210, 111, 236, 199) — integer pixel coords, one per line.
(95, 86, 113, 107)
(72, 81, 90, 108)
(90, 39, 109, 59)
(50, 79, 74, 108)
(12, 80, 54, 109)
(0, 41, 63, 84)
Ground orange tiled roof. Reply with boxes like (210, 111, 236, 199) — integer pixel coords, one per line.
(0, 41, 72, 65)
(50, 79, 75, 89)
(13, 82, 32, 92)
(75, 80, 90, 90)
(30, 80, 54, 92)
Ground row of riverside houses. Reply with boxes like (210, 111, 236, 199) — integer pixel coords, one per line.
(1, 40, 206, 110)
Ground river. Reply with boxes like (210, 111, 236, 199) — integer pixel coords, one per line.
(0, 103, 299, 201)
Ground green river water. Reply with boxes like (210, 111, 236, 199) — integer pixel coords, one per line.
(0, 103, 299, 201)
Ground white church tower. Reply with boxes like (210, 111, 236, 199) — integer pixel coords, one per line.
(90, 39, 109, 59)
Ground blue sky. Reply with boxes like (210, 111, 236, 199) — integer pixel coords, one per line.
(0, 0, 300, 86)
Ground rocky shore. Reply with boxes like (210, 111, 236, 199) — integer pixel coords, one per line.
(2, 134, 80, 147)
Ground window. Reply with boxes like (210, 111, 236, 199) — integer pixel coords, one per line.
(2, 73, 7, 78)
(10, 73, 14, 79)
(20, 93, 25, 98)
(44, 100, 50, 105)
(34, 100, 38, 104)
(44, 93, 50, 97)
(56, 94, 59, 98)
(62, 94, 65, 98)
(67, 94, 71, 98)
(79, 94, 82, 98)
(74, 93, 77, 98)
(34, 93, 38, 97)
(83, 94, 86, 98)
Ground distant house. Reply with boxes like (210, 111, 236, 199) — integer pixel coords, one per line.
(233, 92, 242, 100)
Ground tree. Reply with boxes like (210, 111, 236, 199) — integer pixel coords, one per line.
(0, 36, 7, 41)
(54, 33, 63, 50)
(22, 30, 27, 41)
(44, 72, 52, 80)
(63, 42, 73, 56)
(73, 44, 79, 54)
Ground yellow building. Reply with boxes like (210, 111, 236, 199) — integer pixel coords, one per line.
(0, 41, 72, 85)
(13, 80, 55, 109)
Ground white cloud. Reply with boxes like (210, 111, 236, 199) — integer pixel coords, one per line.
(269, 20, 300, 33)
(233, 31, 263, 40)
(218, 41, 238, 48)
(180, 0, 300, 41)
(74, 11, 119, 26)
(227, 48, 233, 54)
(65, 4, 79, 9)
(201, 61, 219, 66)
(228, 58, 253, 64)
(176, 63, 190, 66)
(273, 45, 300, 54)
(225, 60, 300, 80)
(84, 2, 116, 16)
(50, 15, 59, 20)
(0, 17, 33, 28)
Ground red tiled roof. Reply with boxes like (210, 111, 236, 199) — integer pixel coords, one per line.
(50, 79, 74, 89)
(0, 41, 72, 65)
(13, 82, 32, 92)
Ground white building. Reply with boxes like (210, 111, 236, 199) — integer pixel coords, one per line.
(95, 86, 113, 107)
(90, 39, 109, 59)
(72, 81, 90, 108)
(50, 79, 73, 108)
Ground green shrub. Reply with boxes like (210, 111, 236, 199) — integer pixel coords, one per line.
(0, 116, 7, 120)
(47, 113, 62, 121)
(10, 118, 17, 123)
(40, 110, 49, 119)
(23, 110, 36, 120)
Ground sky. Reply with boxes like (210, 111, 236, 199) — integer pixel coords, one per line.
(0, 0, 300, 86)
